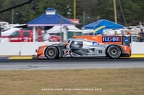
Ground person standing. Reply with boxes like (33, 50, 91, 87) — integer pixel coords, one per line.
(137, 29, 144, 42)
(43, 30, 51, 42)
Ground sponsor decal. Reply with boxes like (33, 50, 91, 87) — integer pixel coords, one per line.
(123, 37, 129, 45)
(92, 42, 99, 45)
(94, 26, 105, 32)
(24, 37, 28, 42)
(102, 36, 121, 42)
(124, 38, 129, 42)
(89, 45, 105, 48)
(99, 50, 102, 53)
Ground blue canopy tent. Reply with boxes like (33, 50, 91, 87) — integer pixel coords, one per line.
(83, 19, 124, 34)
(28, 8, 73, 26)
(27, 8, 73, 42)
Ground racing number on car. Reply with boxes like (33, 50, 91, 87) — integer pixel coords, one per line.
(63, 50, 70, 57)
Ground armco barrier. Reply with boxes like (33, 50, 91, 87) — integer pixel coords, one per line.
(0, 42, 144, 56)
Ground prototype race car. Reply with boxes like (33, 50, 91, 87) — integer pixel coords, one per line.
(34, 35, 131, 59)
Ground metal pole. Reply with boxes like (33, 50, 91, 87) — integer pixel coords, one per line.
(113, 0, 117, 23)
(118, 0, 127, 26)
(74, 0, 76, 36)
(11, 9, 14, 24)
(83, 11, 85, 26)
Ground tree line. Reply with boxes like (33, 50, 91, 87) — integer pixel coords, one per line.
(0, 0, 144, 27)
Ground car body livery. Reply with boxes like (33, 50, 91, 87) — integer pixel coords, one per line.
(34, 35, 131, 59)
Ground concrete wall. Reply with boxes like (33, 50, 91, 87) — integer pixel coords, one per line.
(0, 42, 143, 56)
(0, 42, 59, 56)
(131, 42, 144, 54)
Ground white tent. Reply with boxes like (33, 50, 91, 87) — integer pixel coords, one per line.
(45, 25, 80, 33)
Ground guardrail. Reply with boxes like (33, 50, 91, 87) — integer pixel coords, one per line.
(0, 42, 144, 56)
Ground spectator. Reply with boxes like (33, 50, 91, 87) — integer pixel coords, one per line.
(114, 31, 117, 35)
(126, 30, 131, 35)
(137, 29, 144, 42)
(43, 30, 51, 42)
(114, 31, 121, 36)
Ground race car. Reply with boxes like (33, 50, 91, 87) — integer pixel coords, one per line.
(34, 35, 131, 59)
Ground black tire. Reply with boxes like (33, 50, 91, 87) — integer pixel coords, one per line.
(107, 45, 121, 59)
(44, 46, 59, 59)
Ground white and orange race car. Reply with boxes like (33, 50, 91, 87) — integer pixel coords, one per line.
(34, 35, 131, 59)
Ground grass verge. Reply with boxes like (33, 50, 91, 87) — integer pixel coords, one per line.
(0, 68, 144, 95)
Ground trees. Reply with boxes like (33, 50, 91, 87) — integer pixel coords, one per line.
(89, 0, 144, 26)
(0, 0, 144, 26)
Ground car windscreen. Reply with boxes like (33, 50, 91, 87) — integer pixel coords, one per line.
(11, 31, 20, 37)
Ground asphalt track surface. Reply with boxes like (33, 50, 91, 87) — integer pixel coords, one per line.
(0, 57, 144, 70)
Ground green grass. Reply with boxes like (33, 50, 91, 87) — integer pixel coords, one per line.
(0, 68, 144, 95)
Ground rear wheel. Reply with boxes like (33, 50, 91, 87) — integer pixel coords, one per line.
(44, 46, 59, 59)
(107, 45, 121, 59)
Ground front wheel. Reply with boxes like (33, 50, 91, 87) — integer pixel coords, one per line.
(107, 45, 121, 59)
(44, 46, 59, 59)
